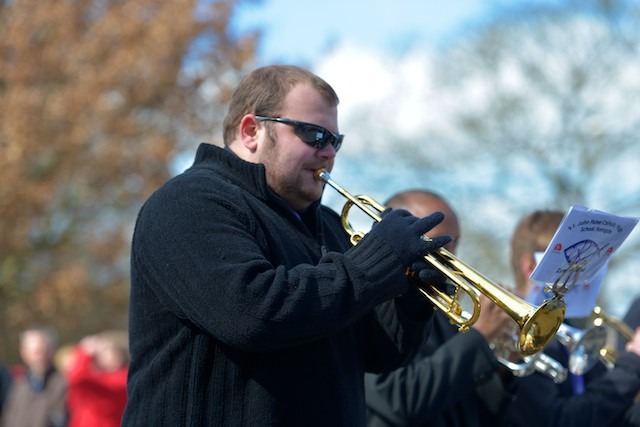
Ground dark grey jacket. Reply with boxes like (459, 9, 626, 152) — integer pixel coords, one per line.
(504, 332, 640, 427)
(365, 311, 508, 427)
(122, 143, 431, 426)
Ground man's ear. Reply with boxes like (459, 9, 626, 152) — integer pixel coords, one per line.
(238, 115, 260, 153)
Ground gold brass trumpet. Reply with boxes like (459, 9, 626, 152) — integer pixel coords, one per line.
(592, 306, 635, 369)
(316, 168, 566, 356)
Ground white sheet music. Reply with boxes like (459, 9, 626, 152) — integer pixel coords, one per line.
(527, 205, 638, 318)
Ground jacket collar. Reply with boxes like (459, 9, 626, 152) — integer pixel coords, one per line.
(192, 143, 270, 202)
(190, 143, 323, 229)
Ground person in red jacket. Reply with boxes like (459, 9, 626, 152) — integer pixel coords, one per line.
(65, 330, 129, 427)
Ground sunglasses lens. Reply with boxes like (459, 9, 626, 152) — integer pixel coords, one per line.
(332, 135, 343, 152)
(294, 124, 341, 151)
(295, 125, 328, 148)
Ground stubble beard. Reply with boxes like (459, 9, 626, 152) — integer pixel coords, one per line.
(262, 132, 320, 210)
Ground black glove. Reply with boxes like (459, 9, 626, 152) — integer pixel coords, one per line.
(369, 208, 452, 267)
(398, 259, 451, 320)
(409, 259, 451, 294)
(398, 259, 451, 319)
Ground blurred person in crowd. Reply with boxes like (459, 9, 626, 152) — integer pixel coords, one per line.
(502, 210, 640, 427)
(0, 363, 11, 418)
(365, 189, 514, 427)
(0, 326, 67, 427)
(618, 296, 640, 354)
(65, 330, 129, 427)
(53, 344, 75, 376)
(122, 64, 452, 426)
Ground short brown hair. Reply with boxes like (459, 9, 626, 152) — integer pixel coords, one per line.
(222, 65, 339, 145)
(510, 210, 565, 290)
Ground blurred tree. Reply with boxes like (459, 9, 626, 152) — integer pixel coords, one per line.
(416, 0, 640, 311)
(0, 0, 259, 362)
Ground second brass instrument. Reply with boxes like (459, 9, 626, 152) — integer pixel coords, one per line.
(555, 321, 608, 375)
(492, 329, 568, 383)
(315, 168, 566, 356)
(502, 353, 568, 384)
(592, 306, 635, 369)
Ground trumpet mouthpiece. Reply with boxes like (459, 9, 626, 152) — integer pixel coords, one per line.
(315, 168, 328, 181)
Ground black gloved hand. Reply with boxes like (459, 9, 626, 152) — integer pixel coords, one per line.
(409, 259, 451, 294)
(368, 208, 452, 267)
(397, 259, 451, 319)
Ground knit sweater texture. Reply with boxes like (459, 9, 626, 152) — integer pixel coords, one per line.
(122, 143, 430, 426)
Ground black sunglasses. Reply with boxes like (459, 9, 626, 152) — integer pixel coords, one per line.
(255, 116, 344, 152)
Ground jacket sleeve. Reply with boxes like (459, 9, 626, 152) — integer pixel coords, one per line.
(361, 295, 434, 375)
(365, 325, 498, 426)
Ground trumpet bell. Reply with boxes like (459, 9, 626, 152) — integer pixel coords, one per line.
(518, 298, 566, 356)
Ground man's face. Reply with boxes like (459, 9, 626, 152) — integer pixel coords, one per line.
(20, 331, 53, 375)
(256, 83, 339, 211)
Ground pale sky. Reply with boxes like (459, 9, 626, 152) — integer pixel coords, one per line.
(234, 0, 504, 66)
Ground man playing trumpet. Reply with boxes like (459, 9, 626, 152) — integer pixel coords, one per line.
(122, 64, 452, 426)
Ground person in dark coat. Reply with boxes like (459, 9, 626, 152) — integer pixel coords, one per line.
(122, 65, 452, 426)
(365, 190, 514, 427)
(609, 295, 640, 426)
